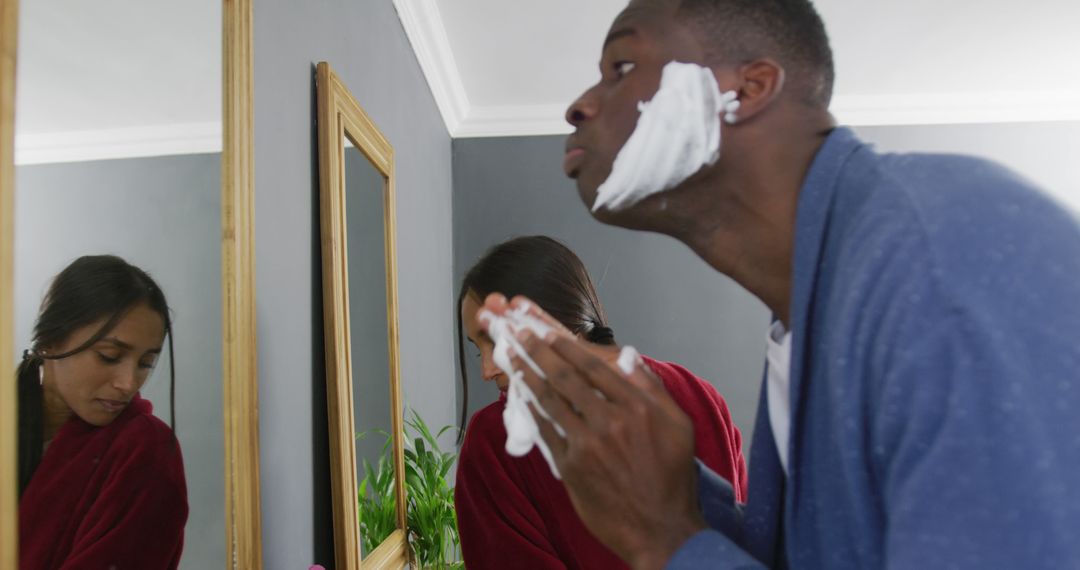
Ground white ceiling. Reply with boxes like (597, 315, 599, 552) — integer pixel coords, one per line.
(14, 0, 219, 163)
(398, 0, 1080, 137)
(11, 0, 1080, 161)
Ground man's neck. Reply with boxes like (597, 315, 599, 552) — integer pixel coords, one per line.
(668, 119, 833, 325)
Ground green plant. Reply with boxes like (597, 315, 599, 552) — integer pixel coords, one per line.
(403, 410, 463, 569)
(356, 410, 463, 569)
(356, 429, 398, 555)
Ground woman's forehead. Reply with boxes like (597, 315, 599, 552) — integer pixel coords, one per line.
(69, 305, 165, 351)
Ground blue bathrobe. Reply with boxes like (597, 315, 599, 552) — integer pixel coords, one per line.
(668, 127, 1080, 568)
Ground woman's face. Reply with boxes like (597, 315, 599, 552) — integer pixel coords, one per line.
(461, 292, 510, 392)
(42, 302, 166, 426)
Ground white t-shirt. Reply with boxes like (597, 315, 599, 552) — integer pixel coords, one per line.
(766, 321, 792, 475)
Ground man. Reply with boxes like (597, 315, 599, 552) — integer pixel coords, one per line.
(481, 0, 1080, 568)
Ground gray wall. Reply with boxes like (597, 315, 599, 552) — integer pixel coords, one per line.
(254, 0, 455, 567)
(14, 153, 224, 570)
(452, 120, 1080, 455)
(452, 136, 770, 447)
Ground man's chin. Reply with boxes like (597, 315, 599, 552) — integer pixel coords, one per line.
(589, 204, 624, 226)
(575, 179, 599, 211)
(578, 183, 626, 225)
(575, 176, 652, 229)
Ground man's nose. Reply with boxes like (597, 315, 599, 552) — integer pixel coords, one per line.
(566, 85, 600, 127)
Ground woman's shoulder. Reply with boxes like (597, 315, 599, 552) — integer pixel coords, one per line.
(641, 354, 738, 420)
(460, 398, 508, 457)
(642, 355, 723, 398)
(108, 397, 185, 472)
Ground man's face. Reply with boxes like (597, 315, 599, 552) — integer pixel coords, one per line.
(563, 2, 705, 221)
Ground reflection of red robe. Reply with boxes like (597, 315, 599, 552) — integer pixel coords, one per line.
(20, 395, 188, 570)
(455, 355, 747, 569)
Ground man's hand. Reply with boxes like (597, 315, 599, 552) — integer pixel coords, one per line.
(480, 294, 707, 570)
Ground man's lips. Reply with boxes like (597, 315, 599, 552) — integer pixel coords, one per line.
(563, 148, 586, 177)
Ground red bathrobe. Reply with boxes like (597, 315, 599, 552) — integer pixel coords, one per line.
(20, 394, 189, 570)
(455, 355, 747, 569)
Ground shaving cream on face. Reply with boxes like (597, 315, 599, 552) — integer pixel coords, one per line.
(479, 305, 566, 478)
(593, 61, 737, 213)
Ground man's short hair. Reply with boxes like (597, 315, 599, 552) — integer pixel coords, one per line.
(676, 0, 835, 107)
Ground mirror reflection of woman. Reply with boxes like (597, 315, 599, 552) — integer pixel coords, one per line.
(17, 255, 189, 570)
(454, 236, 747, 569)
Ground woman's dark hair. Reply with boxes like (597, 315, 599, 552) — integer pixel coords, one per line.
(456, 236, 614, 441)
(16, 255, 175, 496)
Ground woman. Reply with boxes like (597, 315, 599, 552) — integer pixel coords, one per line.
(17, 255, 188, 570)
(454, 236, 746, 569)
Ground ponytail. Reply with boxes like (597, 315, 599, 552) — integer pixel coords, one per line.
(17, 351, 45, 497)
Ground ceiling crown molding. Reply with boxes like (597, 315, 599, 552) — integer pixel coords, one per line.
(15, 122, 222, 165)
(393, 0, 469, 135)
(832, 90, 1080, 127)
(453, 104, 572, 138)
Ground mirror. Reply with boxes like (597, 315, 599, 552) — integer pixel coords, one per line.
(317, 62, 408, 570)
(1, 0, 261, 568)
(345, 133, 396, 561)
(13, 1, 223, 568)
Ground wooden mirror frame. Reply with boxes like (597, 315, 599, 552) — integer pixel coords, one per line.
(315, 61, 408, 570)
(0, 0, 264, 567)
(1, 0, 19, 563)
(222, 0, 263, 567)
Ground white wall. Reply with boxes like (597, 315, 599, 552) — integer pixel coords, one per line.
(855, 122, 1080, 212)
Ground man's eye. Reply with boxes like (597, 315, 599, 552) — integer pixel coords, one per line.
(614, 61, 636, 78)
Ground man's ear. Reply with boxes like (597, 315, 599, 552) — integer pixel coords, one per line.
(721, 58, 786, 123)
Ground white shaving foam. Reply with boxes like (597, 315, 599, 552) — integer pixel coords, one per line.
(481, 307, 647, 479)
(593, 61, 736, 213)
(616, 345, 643, 375)
(479, 304, 566, 478)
